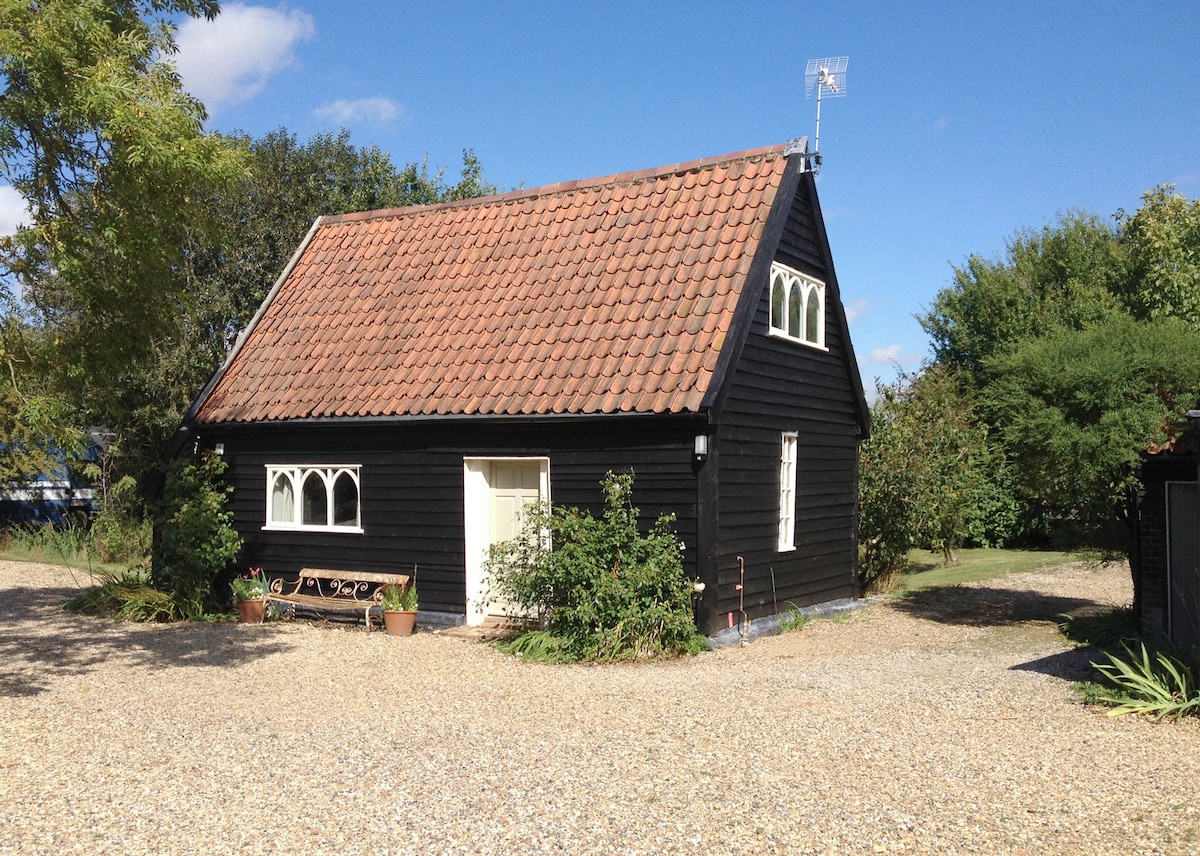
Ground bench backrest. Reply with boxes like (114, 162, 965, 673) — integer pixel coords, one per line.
(299, 568, 410, 587)
(273, 568, 411, 601)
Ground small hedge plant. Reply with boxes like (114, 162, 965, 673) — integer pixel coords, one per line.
(482, 471, 704, 662)
(153, 453, 242, 619)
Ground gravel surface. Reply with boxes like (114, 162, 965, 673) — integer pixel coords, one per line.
(2, 559, 1198, 855)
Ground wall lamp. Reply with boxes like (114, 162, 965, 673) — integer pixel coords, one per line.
(694, 434, 709, 462)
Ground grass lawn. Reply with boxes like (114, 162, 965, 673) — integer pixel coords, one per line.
(0, 543, 132, 577)
(891, 547, 1079, 594)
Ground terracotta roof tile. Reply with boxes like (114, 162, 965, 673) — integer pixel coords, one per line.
(193, 145, 790, 424)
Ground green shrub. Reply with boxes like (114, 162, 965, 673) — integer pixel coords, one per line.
(1057, 607, 1138, 649)
(64, 568, 179, 622)
(90, 508, 152, 564)
(1090, 641, 1200, 721)
(88, 472, 152, 564)
(483, 471, 704, 662)
(153, 453, 242, 618)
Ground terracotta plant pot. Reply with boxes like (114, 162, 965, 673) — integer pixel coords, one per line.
(383, 609, 417, 636)
(236, 599, 265, 624)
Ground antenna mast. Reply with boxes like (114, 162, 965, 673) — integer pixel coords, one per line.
(804, 56, 848, 173)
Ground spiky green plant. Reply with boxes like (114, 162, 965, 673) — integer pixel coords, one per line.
(1090, 641, 1200, 721)
(497, 629, 575, 663)
(779, 604, 810, 633)
(64, 569, 179, 622)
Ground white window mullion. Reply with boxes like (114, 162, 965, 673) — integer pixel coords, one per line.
(291, 467, 303, 523)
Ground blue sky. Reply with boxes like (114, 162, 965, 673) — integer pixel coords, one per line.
(122, 2, 1200, 387)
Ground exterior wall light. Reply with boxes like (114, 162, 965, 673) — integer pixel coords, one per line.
(694, 434, 709, 462)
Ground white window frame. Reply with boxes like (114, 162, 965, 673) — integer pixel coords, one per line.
(264, 464, 363, 533)
(768, 261, 827, 349)
(778, 433, 798, 552)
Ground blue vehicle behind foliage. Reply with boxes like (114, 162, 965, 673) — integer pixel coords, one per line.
(0, 431, 106, 526)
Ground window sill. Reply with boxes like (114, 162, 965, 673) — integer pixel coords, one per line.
(768, 328, 828, 351)
(262, 523, 364, 535)
(777, 544, 797, 553)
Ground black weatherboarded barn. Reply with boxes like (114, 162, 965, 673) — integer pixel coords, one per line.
(181, 143, 870, 635)
(1133, 432, 1200, 651)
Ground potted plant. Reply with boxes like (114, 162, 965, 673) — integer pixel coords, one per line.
(231, 567, 267, 624)
(380, 578, 418, 636)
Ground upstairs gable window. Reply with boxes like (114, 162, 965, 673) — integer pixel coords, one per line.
(769, 262, 826, 348)
(265, 465, 362, 532)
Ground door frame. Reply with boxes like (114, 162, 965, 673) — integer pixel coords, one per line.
(1165, 480, 1199, 650)
(462, 457, 550, 626)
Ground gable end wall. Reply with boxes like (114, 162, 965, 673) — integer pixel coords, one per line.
(711, 174, 861, 625)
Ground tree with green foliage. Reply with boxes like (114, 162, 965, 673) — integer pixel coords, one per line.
(859, 365, 1017, 590)
(1116, 185, 1200, 323)
(483, 471, 704, 662)
(919, 210, 1125, 385)
(0, 0, 244, 488)
(0, 311, 71, 485)
(915, 186, 1200, 552)
(983, 315, 1200, 549)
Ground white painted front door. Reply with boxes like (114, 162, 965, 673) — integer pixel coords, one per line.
(486, 461, 542, 619)
(489, 461, 541, 541)
(462, 457, 549, 625)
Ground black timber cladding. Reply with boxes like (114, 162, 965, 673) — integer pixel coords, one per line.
(197, 417, 703, 616)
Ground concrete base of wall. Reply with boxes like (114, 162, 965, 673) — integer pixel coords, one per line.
(706, 597, 863, 648)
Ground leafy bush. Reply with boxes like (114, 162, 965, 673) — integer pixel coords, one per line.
(90, 507, 152, 564)
(87, 467, 152, 564)
(483, 471, 704, 662)
(1090, 641, 1200, 721)
(153, 453, 242, 618)
(859, 366, 1016, 591)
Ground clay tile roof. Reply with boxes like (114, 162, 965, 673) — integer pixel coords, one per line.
(192, 145, 790, 424)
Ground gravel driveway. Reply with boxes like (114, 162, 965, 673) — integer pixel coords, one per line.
(2, 559, 1198, 855)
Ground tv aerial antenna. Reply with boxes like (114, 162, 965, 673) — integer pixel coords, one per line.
(803, 56, 848, 173)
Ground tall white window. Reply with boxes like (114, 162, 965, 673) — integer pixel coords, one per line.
(265, 465, 362, 532)
(778, 433, 798, 552)
(768, 262, 826, 348)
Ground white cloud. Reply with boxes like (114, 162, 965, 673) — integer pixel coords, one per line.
(174, 4, 316, 110)
(0, 185, 29, 236)
(868, 344, 925, 374)
(870, 344, 905, 364)
(844, 298, 868, 323)
(313, 97, 408, 125)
